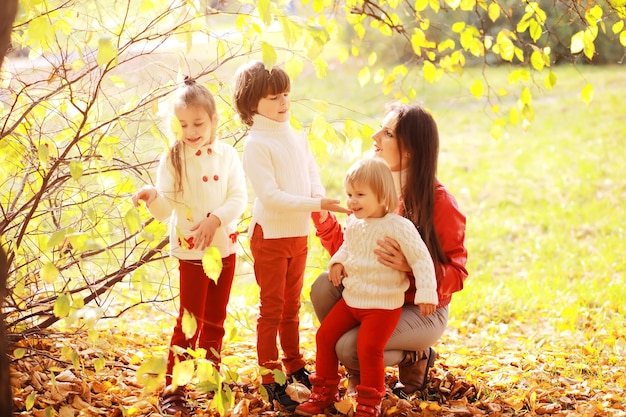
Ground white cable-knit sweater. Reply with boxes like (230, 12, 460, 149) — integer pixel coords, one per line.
(242, 114, 326, 239)
(330, 213, 438, 310)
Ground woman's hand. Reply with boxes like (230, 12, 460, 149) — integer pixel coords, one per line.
(190, 215, 221, 251)
(132, 186, 157, 207)
(374, 236, 412, 273)
(418, 303, 436, 316)
(329, 263, 347, 287)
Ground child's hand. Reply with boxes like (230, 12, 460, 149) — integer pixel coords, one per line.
(132, 186, 157, 207)
(320, 198, 350, 214)
(329, 263, 346, 286)
(417, 303, 436, 316)
(190, 215, 221, 250)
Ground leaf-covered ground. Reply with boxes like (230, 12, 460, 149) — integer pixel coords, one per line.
(8, 303, 626, 417)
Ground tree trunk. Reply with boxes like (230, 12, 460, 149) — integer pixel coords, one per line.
(1, 0, 19, 414)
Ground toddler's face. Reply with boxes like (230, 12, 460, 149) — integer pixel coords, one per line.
(174, 105, 215, 149)
(256, 92, 290, 122)
(345, 181, 387, 220)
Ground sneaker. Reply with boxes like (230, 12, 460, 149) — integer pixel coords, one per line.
(263, 382, 299, 412)
(288, 367, 312, 389)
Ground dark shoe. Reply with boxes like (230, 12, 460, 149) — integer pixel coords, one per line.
(288, 367, 312, 389)
(263, 382, 299, 412)
(393, 347, 436, 397)
(158, 385, 191, 417)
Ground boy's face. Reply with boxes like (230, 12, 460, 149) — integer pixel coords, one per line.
(345, 181, 387, 219)
(256, 92, 290, 122)
(175, 105, 215, 149)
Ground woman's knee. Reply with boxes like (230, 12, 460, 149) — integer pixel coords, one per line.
(310, 272, 342, 322)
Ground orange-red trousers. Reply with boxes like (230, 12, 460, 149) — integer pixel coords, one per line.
(166, 254, 236, 385)
(315, 298, 401, 391)
(250, 224, 308, 384)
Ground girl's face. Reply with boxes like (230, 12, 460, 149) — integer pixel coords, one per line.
(372, 111, 408, 172)
(175, 105, 215, 149)
(345, 181, 387, 219)
(256, 92, 290, 122)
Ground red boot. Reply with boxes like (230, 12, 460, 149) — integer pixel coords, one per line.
(354, 385, 386, 417)
(294, 374, 340, 416)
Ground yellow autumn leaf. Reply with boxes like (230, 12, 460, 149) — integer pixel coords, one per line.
(261, 41, 277, 69)
(136, 356, 166, 393)
(580, 83, 594, 105)
(470, 79, 484, 98)
(40, 261, 59, 284)
(97, 35, 117, 67)
(202, 247, 223, 283)
(182, 309, 198, 340)
(25, 392, 36, 410)
(124, 207, 141, 234)
(172, 359, 195, 387)
(334, 396, 356, 414)
(53, 294, 71, 318)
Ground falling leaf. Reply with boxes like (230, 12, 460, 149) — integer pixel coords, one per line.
(202, 247, 223, 282)
(182, 309, 198, 340)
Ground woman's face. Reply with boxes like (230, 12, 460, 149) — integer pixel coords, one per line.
(372, 110, 408, 172)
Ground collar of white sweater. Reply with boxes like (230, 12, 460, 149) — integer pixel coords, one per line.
(251, 113, 292, 132)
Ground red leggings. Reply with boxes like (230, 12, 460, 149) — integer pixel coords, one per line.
(166, 254, 236, 384)
(315, 298, 401, 391)
(250, 224, 308, 384)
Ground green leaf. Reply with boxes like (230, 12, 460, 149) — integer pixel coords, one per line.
(40, 262, 59, 284)
(182, 309, 198, 340)
(97, 35, 117, 67)
(53, 294, 71, 318)
(202, 247, 223, 283)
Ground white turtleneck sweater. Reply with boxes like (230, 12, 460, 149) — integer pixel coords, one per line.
(242, 114, 325, 239)
(330, 213, 438, 310)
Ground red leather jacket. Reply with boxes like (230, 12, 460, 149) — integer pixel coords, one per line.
(312, 182, 468, 308)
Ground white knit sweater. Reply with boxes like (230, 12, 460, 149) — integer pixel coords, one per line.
(147, 140, 247, 259)
(330, 213, 438, 310)
(242, 114, 325, 239)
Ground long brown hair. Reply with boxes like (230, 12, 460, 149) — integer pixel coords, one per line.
(390, 103, 447, 269)
(167, 77, 218, 195)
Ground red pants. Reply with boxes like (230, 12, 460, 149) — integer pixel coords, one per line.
(250, 224, 308, 384)
(315, 298, 401, 391)
(166, 254, 236, 385)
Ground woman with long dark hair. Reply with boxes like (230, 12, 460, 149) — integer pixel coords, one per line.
(310, 103, 468, 403)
